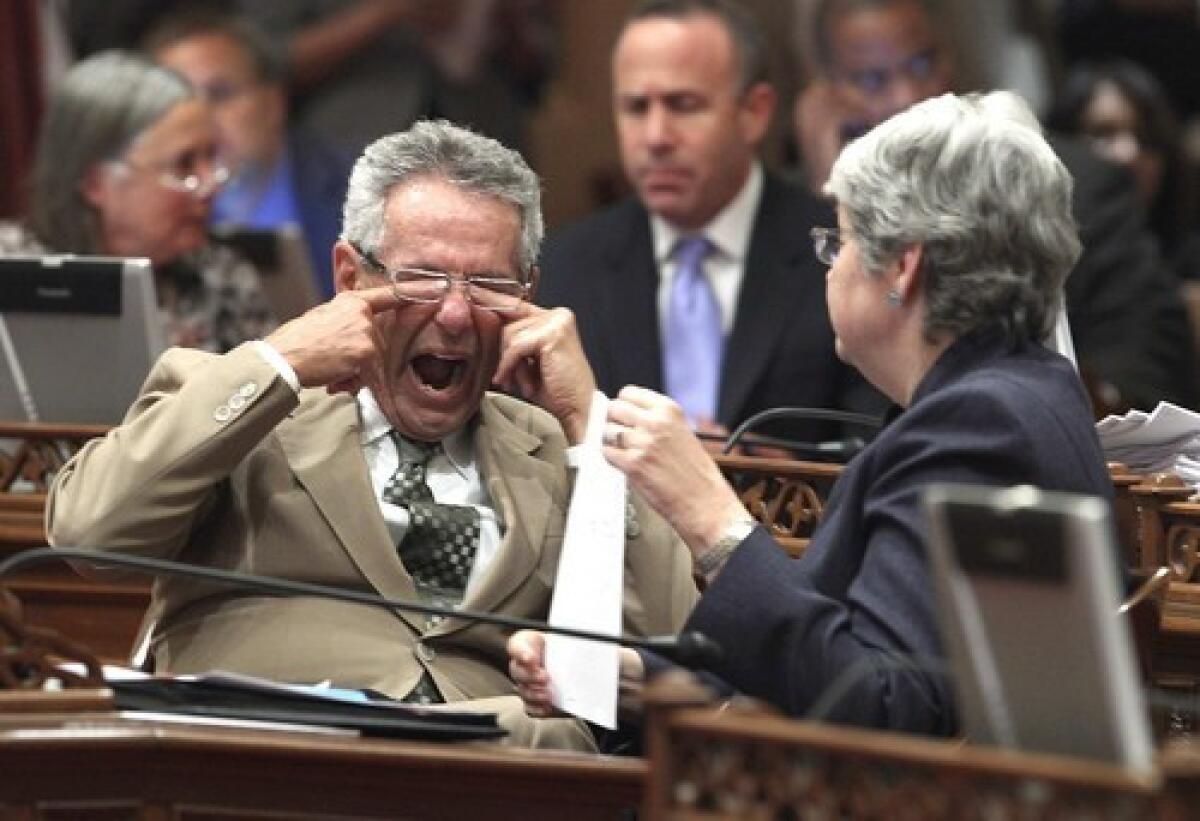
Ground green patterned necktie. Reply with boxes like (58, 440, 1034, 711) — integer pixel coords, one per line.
(381, 432, 482, 704)
(382, 432, 481, 611)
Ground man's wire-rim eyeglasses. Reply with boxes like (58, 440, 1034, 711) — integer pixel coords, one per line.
(349, 240, 529, 313)
(811, 227, 842, 267)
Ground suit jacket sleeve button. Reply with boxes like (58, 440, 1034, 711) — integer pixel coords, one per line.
(416, 642, 436, 663)
(239, 381, 257, 398)
(213, 405, 232, 422)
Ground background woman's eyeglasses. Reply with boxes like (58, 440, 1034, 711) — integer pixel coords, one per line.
(350, 241, 529, 313)
(108, 158, 231, 199)
(810, 227, 842, 266)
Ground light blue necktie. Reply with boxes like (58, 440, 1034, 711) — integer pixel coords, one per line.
(663, 236, 721, 422)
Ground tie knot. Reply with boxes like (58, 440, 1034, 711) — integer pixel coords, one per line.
(391, 431, 437, 465)
(674, 235, 711, 271)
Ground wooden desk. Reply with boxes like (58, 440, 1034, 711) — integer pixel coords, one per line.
(713, 453, 841, 557)
(1, 422, 148, 664)
(642, 675, 1200, 820)
(0, 704, 645, 820)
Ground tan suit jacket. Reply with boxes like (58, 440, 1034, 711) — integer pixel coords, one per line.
(47, 345, 698, 723)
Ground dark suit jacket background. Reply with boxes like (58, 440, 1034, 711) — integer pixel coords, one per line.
(289, 127, 351, 300)
(686, 327, 1114, 735)
(537, 173, 888, 446)
(1054, 136, 1200, 413)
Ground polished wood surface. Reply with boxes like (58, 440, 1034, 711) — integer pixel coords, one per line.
(0, 706, 645, 820)
(642, 674, 1200, 820)
(713, 452, 841, 557)
(1, 422, 148, 665)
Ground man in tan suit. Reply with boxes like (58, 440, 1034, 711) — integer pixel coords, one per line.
(46, 120, 698, 750)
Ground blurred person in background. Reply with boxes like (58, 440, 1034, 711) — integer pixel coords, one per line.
(538, 0, 886, 453)
(0, 50, 274, 352)
(794, 0, 1197, 413)
(1047, 59, 1200, 283)
(146, 8, 350, 299)
(239, 0, 557, 159)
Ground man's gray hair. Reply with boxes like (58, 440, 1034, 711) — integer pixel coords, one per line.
(27, 50, 194, 253)
(825, 90, 1080, 343)
(342, 120, 543, 278)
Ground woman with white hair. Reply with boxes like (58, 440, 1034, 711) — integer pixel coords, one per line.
(0, 50, 274, 352)
(507, 91, 1114, 735)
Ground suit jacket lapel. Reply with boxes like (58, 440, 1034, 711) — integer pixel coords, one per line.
(602, 207, 663, 392)
(276, 391, 423, 629)
(453, 395, 562, 621)
(719, 175, 813, 426)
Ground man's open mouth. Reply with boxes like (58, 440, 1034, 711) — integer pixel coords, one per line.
(411, 354, 467, 390)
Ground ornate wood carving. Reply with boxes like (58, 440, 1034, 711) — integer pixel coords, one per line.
(713, 454, 840, 557)
(0, 586, 103, 690)
(0, 421, 107, 493)
(642, 674, 1190, 821)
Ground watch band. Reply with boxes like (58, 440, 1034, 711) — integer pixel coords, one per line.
(694, 515, 756, 577)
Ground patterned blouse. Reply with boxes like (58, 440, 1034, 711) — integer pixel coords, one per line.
(0, 221, 276, 353)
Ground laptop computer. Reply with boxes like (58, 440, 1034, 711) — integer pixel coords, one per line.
(923, 482, 1154, 772)
(0, 255, 165, 425)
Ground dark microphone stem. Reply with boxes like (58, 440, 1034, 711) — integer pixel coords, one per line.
(0, 548, 720, 667)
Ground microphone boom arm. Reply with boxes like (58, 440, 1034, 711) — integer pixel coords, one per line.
(0, 547, 720, 667)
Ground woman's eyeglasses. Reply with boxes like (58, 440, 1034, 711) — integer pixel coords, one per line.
(109, 158, 231, 199)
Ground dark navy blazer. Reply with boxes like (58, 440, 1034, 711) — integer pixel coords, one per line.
(537, 173, 888, 442)
(685, 326, 1113, 735)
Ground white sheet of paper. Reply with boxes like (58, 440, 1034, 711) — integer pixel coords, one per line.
(545, 392, 625, 729)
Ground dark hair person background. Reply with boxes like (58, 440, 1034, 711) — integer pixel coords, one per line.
(508, 91, 1115, 734)
(0, 50, 274, 352)
(1047, 59, 1200, 283)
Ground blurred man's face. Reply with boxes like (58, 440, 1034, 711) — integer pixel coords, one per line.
(613, 14, 773, 231)
(155, 32, 285, 174)
(826, 0, 951, 132)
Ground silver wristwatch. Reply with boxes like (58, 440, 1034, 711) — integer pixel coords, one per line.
(694, 514, 756, 577)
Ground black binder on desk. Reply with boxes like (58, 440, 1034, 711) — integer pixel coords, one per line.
(110, 671, 505, 741)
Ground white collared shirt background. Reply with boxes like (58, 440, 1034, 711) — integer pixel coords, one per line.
(651, 161, 765, 337)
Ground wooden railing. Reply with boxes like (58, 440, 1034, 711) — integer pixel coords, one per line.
(641, 673, 1200, 820)
(0, 422, 148, 664)
(713, 453, 840, 557)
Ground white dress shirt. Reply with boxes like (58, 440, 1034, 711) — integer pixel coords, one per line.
(651, 162, 764, 337)
(250, 344, 504, 598)
(356, 389, 502, 599)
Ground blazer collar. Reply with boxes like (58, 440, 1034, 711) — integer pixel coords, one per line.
(600, 203, 664, 391)
(276, 390, 426, 630)
(455, 394, 562, 623)
(278, 390, 563, 636)
(719, 173, 830, 424)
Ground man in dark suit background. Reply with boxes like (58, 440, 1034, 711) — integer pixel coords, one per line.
(147, 9, 350, 300)
(795, 0, 1198, 413)
(537, 0, 885, 449)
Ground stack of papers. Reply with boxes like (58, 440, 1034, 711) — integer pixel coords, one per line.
(57, 664, 504, 741)
(1097, 402, 1200, 486)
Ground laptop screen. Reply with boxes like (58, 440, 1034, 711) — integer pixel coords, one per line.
(0, 255, 165, 425)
